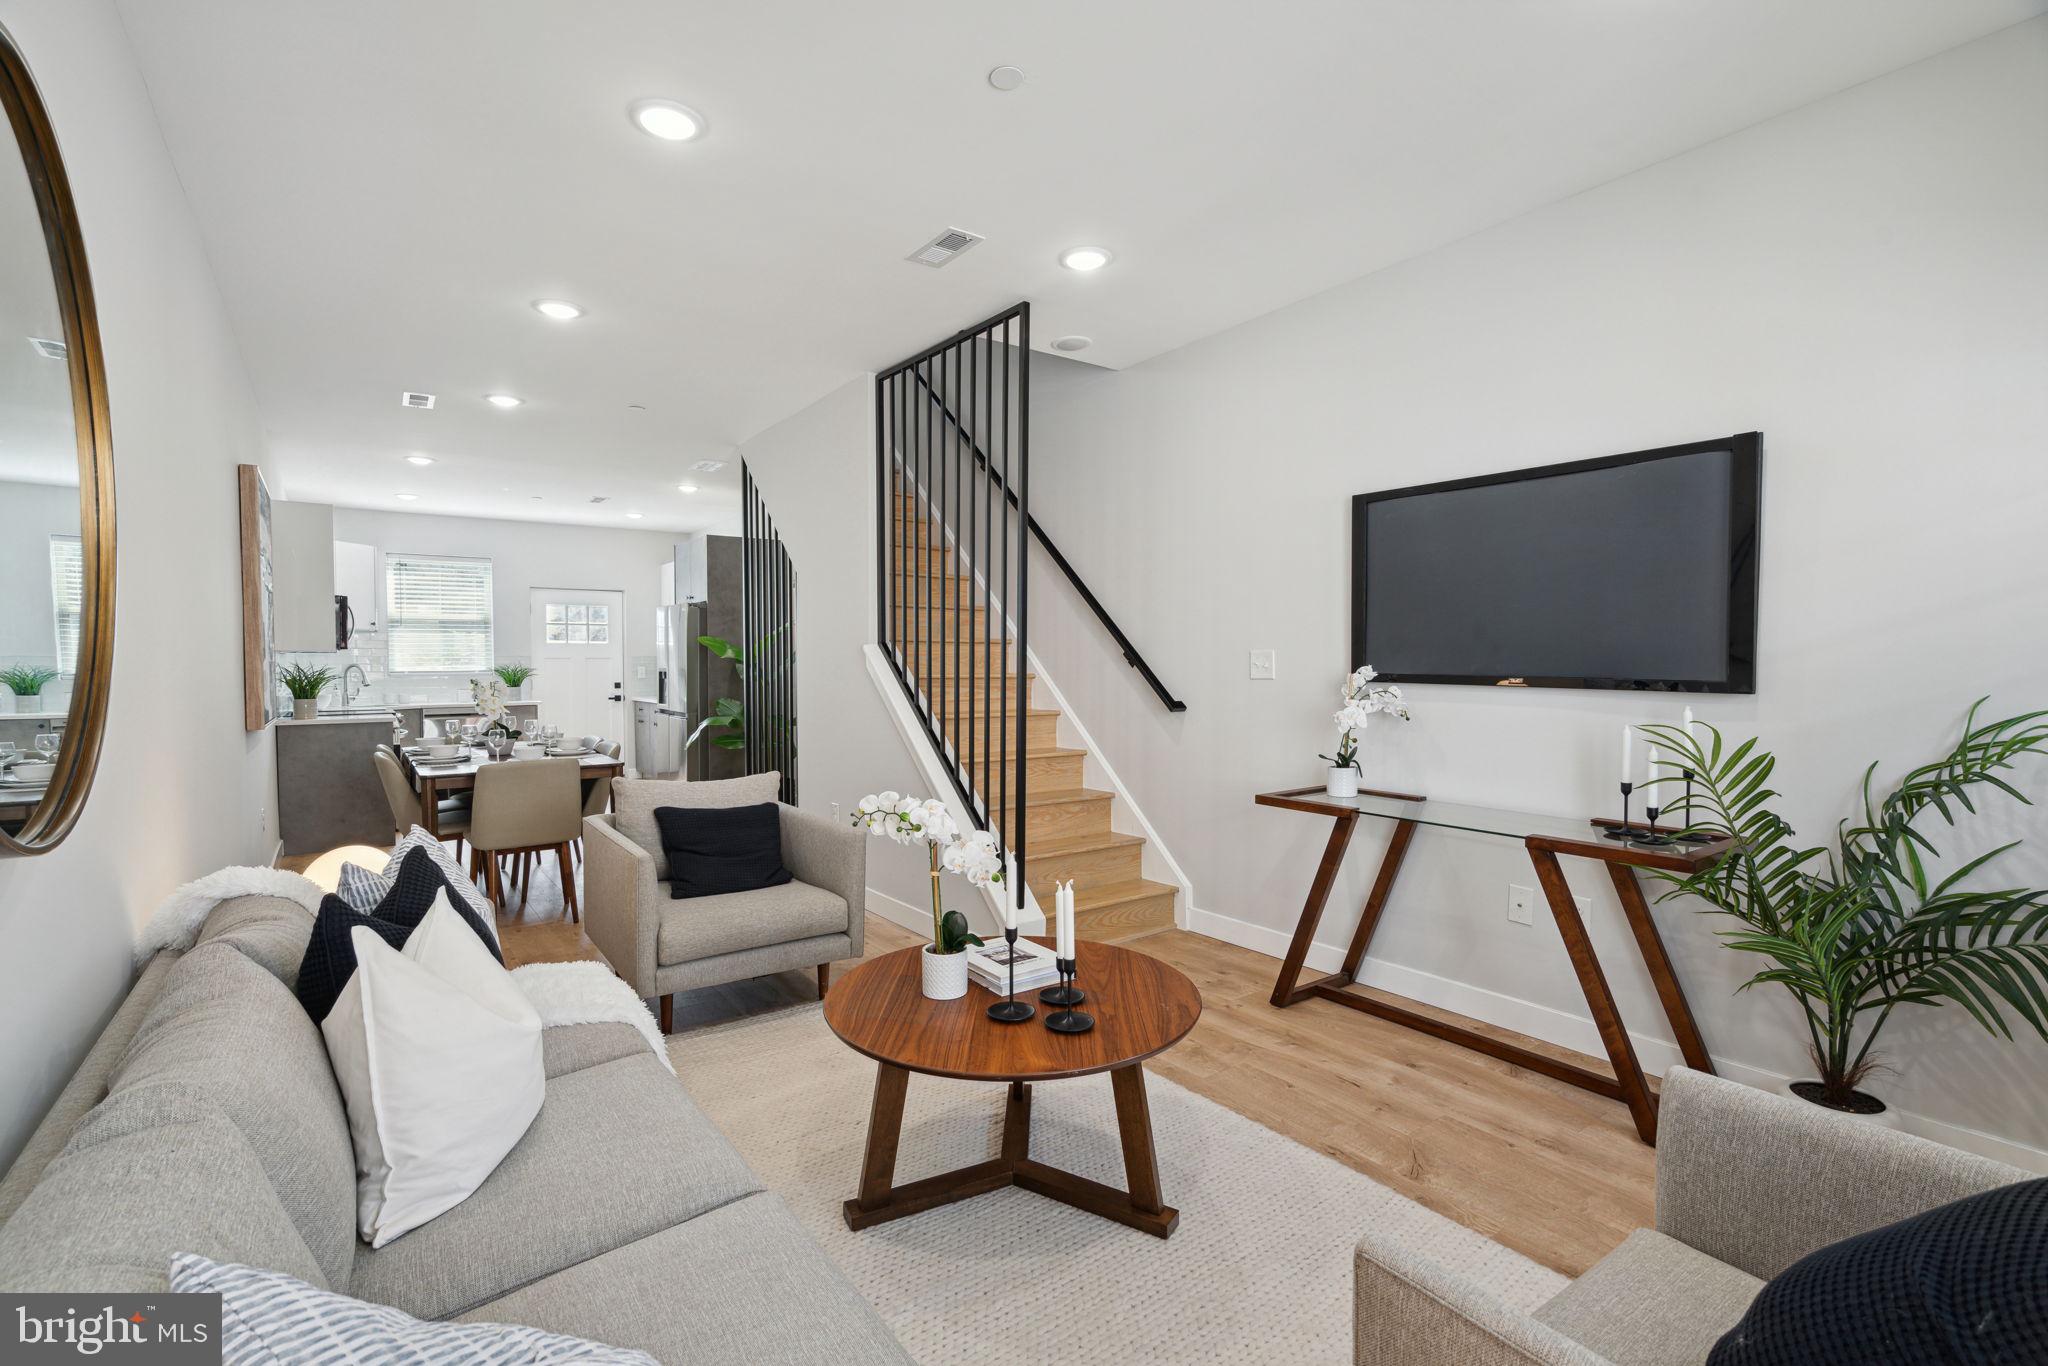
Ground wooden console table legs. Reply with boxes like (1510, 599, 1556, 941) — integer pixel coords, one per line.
(1268, 819, 1715, 1145)
(844, 1061, 1179, 1238)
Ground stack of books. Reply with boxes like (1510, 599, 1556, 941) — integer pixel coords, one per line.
(967, 937, 1059, 995)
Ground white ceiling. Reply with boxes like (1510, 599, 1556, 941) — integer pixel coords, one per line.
(112, 0, 2042, 531)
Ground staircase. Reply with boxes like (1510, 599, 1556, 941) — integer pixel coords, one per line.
(890, 487, 1177, 943)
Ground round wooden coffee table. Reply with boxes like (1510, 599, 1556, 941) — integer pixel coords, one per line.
(824, 937, 1201, 1238)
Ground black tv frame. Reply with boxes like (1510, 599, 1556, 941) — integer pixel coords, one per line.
(1350, 432, 1761, 693)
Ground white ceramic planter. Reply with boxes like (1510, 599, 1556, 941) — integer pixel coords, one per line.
(1325, 766, 1360, 799)
(921, 944, 969, 1001)
(292, 698, 316, 720)
(1783, 1079, 1903, 1130)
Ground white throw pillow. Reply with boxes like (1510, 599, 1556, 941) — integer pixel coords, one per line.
(321, 891, 543, 1247)
(170, 1252, 657, 1363)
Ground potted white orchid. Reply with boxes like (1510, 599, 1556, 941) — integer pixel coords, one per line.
(1320, 665, 1411, 798)
(852, 792, 1004, 1000)
(469, 677, 519, 758)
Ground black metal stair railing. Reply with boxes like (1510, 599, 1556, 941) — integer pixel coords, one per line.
(740, 461, 797, 805)
(875, 304, 1029, 914)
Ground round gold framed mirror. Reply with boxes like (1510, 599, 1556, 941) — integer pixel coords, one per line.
(0, 25, 114, 857)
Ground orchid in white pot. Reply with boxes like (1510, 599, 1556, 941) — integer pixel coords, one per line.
(852, 792, 1002, 1000)
(1319, 665, 1411, 798)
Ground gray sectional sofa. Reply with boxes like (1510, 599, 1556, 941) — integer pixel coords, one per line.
(0, 894, 912, 1364)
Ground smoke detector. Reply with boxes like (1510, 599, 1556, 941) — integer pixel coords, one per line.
(1051, 335, 1093, 353)
(28, 336, 66, 360)
(400, 391, 436, 410)
(907, 227, 983, 268)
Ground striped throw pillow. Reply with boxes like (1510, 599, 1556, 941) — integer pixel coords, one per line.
(171, 1253, 657, 1364)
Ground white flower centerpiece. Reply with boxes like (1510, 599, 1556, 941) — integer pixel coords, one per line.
(852, 793, 1006, 1000)
(470, 677, 519, 758)
(1319, 665, 1411, 798)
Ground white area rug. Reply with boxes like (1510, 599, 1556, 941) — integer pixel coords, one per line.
(671, 1004, 1565, 1364)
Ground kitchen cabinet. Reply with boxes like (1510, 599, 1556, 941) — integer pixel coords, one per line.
(272, 501, 336, 652)
(333, 540, 378, 641)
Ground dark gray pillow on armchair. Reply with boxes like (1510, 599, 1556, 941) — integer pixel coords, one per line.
(654, 802, 793, 900)
(1708, 1177, 2047, 1365)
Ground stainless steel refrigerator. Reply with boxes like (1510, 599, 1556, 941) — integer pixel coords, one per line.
(648, 602, 707, 778)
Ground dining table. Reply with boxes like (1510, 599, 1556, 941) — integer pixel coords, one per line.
(396, 744, 625, 839)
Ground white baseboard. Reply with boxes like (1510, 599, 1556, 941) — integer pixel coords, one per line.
(1185, 903, 2048, 1173)
(865, 886, 932, 940)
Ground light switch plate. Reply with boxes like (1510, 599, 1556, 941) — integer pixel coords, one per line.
(1249, 649, 1277, 680)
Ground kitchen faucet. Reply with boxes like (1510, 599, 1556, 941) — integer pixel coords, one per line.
(342, 664, 368, 707)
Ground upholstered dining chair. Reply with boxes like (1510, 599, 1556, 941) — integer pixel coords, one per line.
(571, 740, 624, 867)
(467, 755, 584, 919)
(371, 748, 471, 853)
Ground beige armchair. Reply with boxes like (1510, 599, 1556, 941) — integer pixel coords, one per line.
(582, 772, 865, 1034)
(1352, 1067, 2031, 1365)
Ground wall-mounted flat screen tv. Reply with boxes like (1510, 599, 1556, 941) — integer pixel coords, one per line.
(1352, 433, 1760, 692)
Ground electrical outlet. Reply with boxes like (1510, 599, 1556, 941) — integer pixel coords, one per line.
(830, 801, 841, 821)
(1249, 649, 1277, 680)
(635, 663, 647, 679)
(1507, 884, 1534, 926)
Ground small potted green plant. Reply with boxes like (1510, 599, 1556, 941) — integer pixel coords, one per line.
(491, 662, 536, 698)
(0, 665, 59, 715)
(276, 661, 337, 720)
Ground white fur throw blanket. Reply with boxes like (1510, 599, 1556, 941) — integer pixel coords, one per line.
(140, 866, 672, 1074)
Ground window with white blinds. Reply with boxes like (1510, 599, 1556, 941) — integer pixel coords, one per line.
(385, 554, 493, 673)
(49, 535, 82, 675)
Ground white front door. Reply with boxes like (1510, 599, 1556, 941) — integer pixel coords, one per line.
(528, 589, 626, 749)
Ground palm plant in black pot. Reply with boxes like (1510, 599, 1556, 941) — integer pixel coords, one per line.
(1642, 700, 2048, 1120)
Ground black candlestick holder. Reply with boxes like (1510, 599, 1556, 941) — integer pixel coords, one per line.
(1043, 958, 1094, 1033)
(1674, 768, 1715, 843)
(1631, 800, 1674, 848)
(986, 927, 1035, 1023)
(1039, 956, 1086, 1008)
(1602, 781, 1636, 840)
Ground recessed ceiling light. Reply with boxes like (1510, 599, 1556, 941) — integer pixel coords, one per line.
(405, 454, 435, 466)
(625, 511, 644, 520)
(532, 299, 582, 321)
(677, 483, 699, 494)
(1059, 246, 1112, 272)
(630, 98, 705, 142)
(1051, 335, 1093, 352)
(485, 393, 523, 409)
(396, 493, 419, 502)
(988, 65, 1025, 92)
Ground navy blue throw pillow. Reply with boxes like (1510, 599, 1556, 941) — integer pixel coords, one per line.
(654, 803, 793, 900)
(293, 896, 413, 1023)
(292, 845, 501, 1021)
(1709, 1177, 2048, 1366)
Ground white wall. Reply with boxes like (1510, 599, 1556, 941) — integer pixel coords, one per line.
(325, 505, 679, 702)
(738, 377, 952, 918)
(0, 1, 277, 1167)
(1028, 21, 2048, 1160)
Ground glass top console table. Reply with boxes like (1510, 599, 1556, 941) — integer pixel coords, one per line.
(1254, 785, 1737, 1144)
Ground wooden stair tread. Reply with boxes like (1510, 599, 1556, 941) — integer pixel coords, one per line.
(1072, 878, 1177, 910)
(1026, 829, 1145, 856)
(1022, 786, 1111, 808)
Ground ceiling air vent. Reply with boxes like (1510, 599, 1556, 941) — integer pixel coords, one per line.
(907, 227, 983, 268)
(691, 459, 727, 473)
(588, 495, 610, 504)
(28, 336, 66, 360)
(400, 391, 436, 410)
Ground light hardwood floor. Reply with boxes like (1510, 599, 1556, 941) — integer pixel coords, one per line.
(298, 846, 1654, 1276)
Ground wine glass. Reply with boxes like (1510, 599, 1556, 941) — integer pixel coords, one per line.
(34, 734, 58, 759)
(460, 723, 479, 749)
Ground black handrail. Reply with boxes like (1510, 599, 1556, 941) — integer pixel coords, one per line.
(906, 369, 1187, 713)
